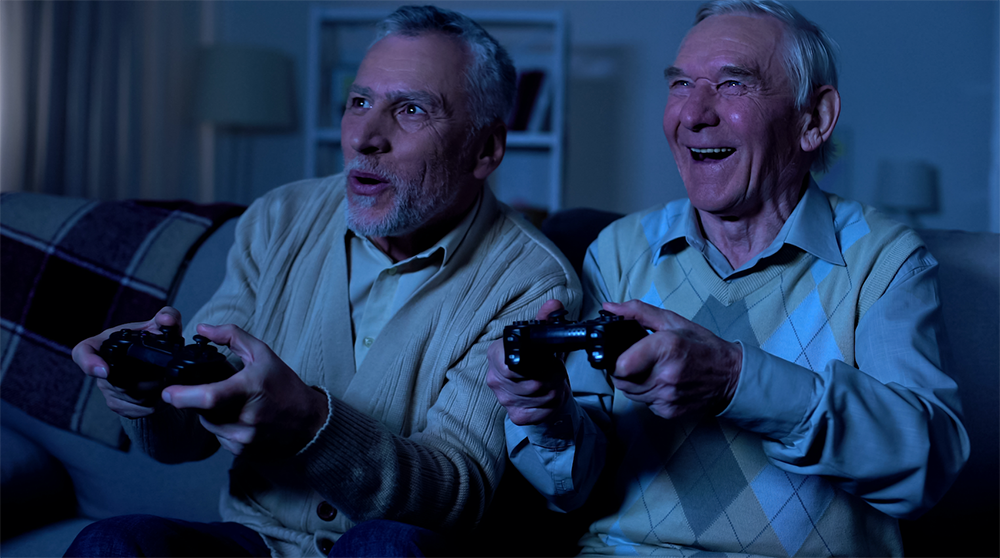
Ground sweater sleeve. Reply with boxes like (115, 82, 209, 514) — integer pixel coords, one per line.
(121, 193, 272, 462)
(721, 246, 970, 519)
(507, 241, 614, 513)
(298, 278, 581, 531)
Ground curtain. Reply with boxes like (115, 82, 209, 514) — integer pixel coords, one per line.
(1, 1, 201, 200)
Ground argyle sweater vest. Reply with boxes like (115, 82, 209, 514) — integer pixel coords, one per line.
(579, 193, 923, 557)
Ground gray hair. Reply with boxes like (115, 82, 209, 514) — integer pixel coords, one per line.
(374, 5, 517, 133)
(694, 0, 840, 173)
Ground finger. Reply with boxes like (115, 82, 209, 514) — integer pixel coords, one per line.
(535, 299, 566, 321)
(163, 377, 243, 411)
(195, 323, 260, 364)
(73, 340, 110, 379)
(151, 306, 183, 330)
(603, 300, 685, 332)
(489, 336, 553, 384)
(72, 317, 147, 376)
(198, 416, 248, 456)
(612, 333, 667, 383)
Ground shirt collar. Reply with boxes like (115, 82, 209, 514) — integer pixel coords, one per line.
(346, 188, 483, 270)
(657, 178, 846, 273)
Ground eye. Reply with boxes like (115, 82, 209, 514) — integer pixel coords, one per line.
(349, 96, 371, 110)
(718, 80, 747, 97)
(669, 79, 691, 89)
(401, 104, 426, 116)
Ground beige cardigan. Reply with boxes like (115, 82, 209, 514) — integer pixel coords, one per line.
(124, 174, 581, 556)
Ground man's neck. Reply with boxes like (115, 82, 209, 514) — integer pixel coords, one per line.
(697, 178, 808, 270)
(369, 190, 480, 263)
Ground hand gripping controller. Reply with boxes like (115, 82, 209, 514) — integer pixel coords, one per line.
(503, 310, 648, 376)
(99, 325, 237, 388)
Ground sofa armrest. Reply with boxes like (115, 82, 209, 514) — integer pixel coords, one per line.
(171, 218, 239, 319)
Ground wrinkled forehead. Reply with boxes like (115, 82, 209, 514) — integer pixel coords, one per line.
(360, 32, 472, 93)
(673, 14, 788, 83)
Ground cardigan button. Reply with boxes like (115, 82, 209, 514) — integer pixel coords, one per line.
(317, 501, 337, 521)
(318, 538, 333, 555)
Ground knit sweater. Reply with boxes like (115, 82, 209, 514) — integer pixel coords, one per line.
(122, 174, 582, 557)
(510, 185, 967, 557)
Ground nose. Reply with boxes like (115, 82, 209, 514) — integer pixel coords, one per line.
(346, 110, 390, 156)
(678, 81, 720, 131)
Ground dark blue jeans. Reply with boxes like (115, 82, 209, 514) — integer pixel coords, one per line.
(64, 515, 450, 557)
(329, 519, 451, 557)
(63, 514, 270, 557)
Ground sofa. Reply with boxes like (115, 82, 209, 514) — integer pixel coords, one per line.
(1, 193, 997, 557)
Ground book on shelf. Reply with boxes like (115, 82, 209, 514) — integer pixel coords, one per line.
(506, 69, 547, 132)
(528, 73, 552, 133)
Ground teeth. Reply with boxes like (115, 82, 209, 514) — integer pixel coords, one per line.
(690, 147, 734, 154)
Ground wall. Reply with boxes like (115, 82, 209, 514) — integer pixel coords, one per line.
(213, 0, 1000, 232)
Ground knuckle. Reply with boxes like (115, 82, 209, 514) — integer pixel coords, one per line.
(239, 408, 260, 426)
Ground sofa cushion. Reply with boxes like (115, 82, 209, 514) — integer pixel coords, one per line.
(2, 404, 232, 522)
(0, 192, 244, 448)
(899, 229, 1000, 557)
(0, 425, 75, 540)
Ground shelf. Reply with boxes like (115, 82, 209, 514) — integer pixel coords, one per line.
(312, 128, 557, 150)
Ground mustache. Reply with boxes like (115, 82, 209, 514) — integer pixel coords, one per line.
(345, 157, 404, 186)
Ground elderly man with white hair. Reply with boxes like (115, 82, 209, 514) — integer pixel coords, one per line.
(487, 1, 969, 555)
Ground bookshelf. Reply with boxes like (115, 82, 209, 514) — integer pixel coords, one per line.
(304, 7, 568, 215)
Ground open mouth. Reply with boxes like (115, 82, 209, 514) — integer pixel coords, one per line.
(348, 170, 390, 196)
(690, 147, 735, 161)
(353, 172, 385, 185)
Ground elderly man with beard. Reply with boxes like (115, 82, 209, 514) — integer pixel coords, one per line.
(487, 0, 968, 556)
(68, 5, 580, 558)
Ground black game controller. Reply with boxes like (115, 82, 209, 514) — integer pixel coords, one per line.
(99, 325, 237, 389)
(503, 310, 648, 376)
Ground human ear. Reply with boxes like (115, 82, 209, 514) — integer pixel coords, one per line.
(799, 85, 841, 153)
(473, 121, 507, 180)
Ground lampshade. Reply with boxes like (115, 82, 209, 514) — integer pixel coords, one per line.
(195, 45, 295, 130)
(874, 159, 939, 213)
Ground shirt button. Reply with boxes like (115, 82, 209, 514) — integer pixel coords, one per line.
(386, 267, 398, 276)
(318, 538, 333, 555)
(363, 337, 374, 347)
(316, 501, 337, 521)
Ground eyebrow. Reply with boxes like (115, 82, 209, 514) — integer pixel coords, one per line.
(664, 66, 684, 80)
(663, 64, 761, 82)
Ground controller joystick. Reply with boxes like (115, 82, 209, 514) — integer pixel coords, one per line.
(100, 326, 236, 389)
(503, 310, 648, 377)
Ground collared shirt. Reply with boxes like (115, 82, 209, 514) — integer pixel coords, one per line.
(507, 180, 968, 529)
(656, 183, 845, 279)
(347, 195, 480, 369)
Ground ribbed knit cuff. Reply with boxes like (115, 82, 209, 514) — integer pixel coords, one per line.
(296, 385, 333, 456)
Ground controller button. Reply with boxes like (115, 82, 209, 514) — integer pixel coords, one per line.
(316, 501, 337, 521)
